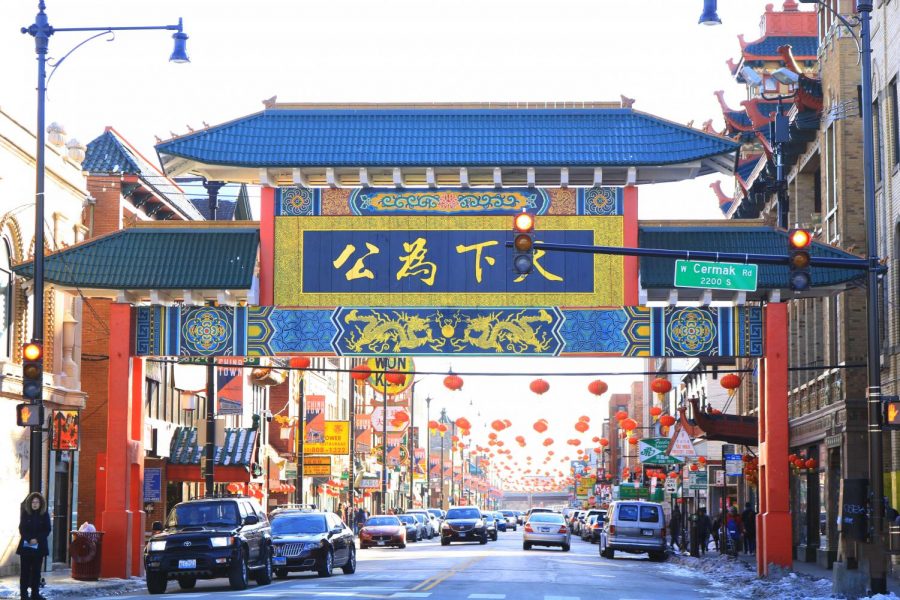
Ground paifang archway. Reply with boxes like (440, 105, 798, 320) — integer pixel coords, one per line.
(16, 102, 862, 579)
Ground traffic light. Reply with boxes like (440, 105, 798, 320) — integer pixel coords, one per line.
(512, 212, 535, 275)
(787, 228, 812, 291)
(16, 403, 41, 427)
(884, 396, 900, 430)
(22, 341, 43, 402)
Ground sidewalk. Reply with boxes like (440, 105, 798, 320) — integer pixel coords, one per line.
(667, 546, 900, 599)
(0, 566, 145, 600)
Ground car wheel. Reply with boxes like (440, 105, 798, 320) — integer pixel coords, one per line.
(275, 568, 288, 579)
(229, 549, 250, 591)
(255, 547, 273, 585)
(146, 572, 167, 595)
(562, 544, 571, 552)
(177, 576, 196, 590)
(601, 547, 615, 559)
(649, 551, 668, 562)
(342, 546, 357, 574)
(523, 542, 531, 550)
(491, 533, 498, 541)
(317, 549, 334, 577)
(441, 538, 450, 546)
(480, 535, 488, 545)
(398, 542, 406, 549)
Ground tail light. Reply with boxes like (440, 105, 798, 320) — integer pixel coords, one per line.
(609, 525, 616, 535)
(592, 523, 600, 530)
(558, 525, 568, 534)
(524, 523, 533, 533)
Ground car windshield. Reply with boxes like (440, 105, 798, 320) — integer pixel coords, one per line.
(501, 511, 514, 516)
(446, 508, 480, 519)
(366, 516, 401, 527)
(398, 515, 416, 525)
(271, 514, 327, 535)
(427, 509, 443, 518)
(168, 501, 240, 528)
(529, 513, 564, 524)
(484, 514, 495, 522)
(411, 514, 426, 523)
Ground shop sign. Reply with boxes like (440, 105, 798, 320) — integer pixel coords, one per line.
(303, 456, 332, 476)
(144, 468, 162, 502)
(304, 421, 350, 455)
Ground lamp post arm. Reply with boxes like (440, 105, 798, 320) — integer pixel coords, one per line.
(799, 0, 862, 51)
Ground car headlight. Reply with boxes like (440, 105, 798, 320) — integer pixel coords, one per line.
(148, 540, 166, 552)
(302, 542, 319, 551)
(210, 536, 232, 548)
(441, 522, 450, 530)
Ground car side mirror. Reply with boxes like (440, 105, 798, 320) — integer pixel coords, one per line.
(330, 526, 343, 535)
(152, 521, 164, 532)
(244, 514, 259, 526)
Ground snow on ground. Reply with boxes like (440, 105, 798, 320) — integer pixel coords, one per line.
(0, 575, 145, 599)
(666, 553, 900, 600)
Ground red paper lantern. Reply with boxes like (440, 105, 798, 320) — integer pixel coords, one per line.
(437, 423, 448, 434)
(574, 421, 589, 433)
(455, 417, 471, 430)
(689, 464, 699, 471)
(720, 373, 741, 390)
(428, 419, 439, 430)
(621, 418, 638, 432)
(290, 356, 311, 370)
(649, 406, 662, 418)
(588, 379, 608, 397)
(543, 438, 554, 447)
(444, 372, 464, 391)
(533, 419, 548, 433)
(697, 456, 707, 465)
(530, 378, 550, 395)
(599, 437, 609, 447)
(668, 471, 679, 479)
(615, 410, 628, 422)
(806, 458, 818, 469)
(627, 436, 639, 446)
(605, 473, 613, 480)
(659, 414, 676, 427)
(385, 370, 406, 385)
(650, 378, 672, 399)
(350, 364, 371, 381)
(491, 420, 506, 432)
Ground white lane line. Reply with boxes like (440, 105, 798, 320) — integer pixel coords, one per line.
(315, 593, 358, 597)
(544, 597, 581, 600)
(391, 594, 433, 598)
(468, 596, 506, 599)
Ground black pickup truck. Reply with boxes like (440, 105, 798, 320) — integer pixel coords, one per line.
(144, 497, 273, 594)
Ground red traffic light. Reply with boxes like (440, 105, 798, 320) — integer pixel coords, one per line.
(23, 342, 42, 362)
(789, 229, 811, 249)
(513, 212, 535, 232)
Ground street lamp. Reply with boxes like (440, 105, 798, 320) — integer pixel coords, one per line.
(706, 0, 885, 592)
(20, 1, 188, 495)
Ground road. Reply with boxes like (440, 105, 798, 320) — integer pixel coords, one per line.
(112, 531, 715, 600)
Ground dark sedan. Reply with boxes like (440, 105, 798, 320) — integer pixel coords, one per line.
(440, 507, 488, 545)
(397, 514, 423, 542)
(270, 510, 356, 578)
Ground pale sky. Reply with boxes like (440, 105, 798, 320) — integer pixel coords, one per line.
(1, 0, 790, 486)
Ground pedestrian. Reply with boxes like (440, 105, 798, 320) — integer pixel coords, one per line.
(724, 505, 743, 557)
(354, 506, 367, 534)
(670, 506, 682, 550)
(18, 492, 51, 600)
(697, 507, 712, 555)
(711, 513, 722, 552)
(741, 502, 757, 554)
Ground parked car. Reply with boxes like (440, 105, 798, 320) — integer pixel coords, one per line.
(515, 510, 525, 525)
(441, 507, 488, 545)
(581, 514, 599, 541)
(427, 507, 446, 522)
(406, 510, 437, 538)
(523, 511, 570, 551)
(359, 515, 407, 549)
(397, 514, 423, 542)
(599, 501, 667, 561)
(525, 507, 554, 521)
(144, 496, 273, 594)
(483, 512, 499, 541)
(569, 510, 584, 536)
(491, 512, 507, 532)
(499, 510, 519, 531)
(269, 509, 356, 579)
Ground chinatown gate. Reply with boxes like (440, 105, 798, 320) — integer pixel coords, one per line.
(18, 102, 864, 580)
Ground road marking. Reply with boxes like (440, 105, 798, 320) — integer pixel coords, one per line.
(316, 594, 358, 597)
(390, 594, 433, 598)
(543, 597, 581, 600)
(415, 555, 486, 592)
(468, 595, 506, 599)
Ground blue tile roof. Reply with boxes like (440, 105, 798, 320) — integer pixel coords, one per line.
(190, 199, 237, 220)
(155, 108, 739, 168)
(84, 130, 204, 220)
(743, 36, 818, 58)
(12, 227, 258, 289)
(639, 226, 863, 288)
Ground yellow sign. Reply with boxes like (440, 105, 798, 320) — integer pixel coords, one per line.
(303, 421, 350, 455)
(366, 357, 415, 396)
(576, 476, 597, 498)
(303, 456, 332, 476)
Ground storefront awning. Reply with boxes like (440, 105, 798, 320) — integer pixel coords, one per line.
(167, 464, 251, 483)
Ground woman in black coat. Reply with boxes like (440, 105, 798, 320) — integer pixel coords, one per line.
(17, 492, 51, 600)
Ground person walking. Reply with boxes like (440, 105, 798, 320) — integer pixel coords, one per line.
(741, 502, 757, 554)
(18, 492, 51, 600)
(669, 506, 682, 551)
(697, 507, 712, 555)
(354, 506, 367, 535)
(724, 505, 744, 557)
(711, 512, 722, 552)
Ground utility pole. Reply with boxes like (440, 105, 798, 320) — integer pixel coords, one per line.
(425, 396, 432, 508)
(203, 357, 215, 495)
(296, 375, 305, 505)
(381, 378, 388, 514)
(348, 367, 355, 514)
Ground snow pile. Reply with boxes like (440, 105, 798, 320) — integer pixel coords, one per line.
(0, 575, 145, 599)
(666, 553, 868, 600)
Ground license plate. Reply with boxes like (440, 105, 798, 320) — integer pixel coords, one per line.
(273, 557, 287, 566)
(377, 541, 385, 546)
(178, 559, 196, 569)
(541, 528, 551, 533)
(459, 532, 466, 537)
(642, 529, 655, 536)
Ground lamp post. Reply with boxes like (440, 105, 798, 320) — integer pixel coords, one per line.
(20, 1, 188, 496)
(425, 396, 432, 508)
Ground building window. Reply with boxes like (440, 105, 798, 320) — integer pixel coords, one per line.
(824, 125, 839, 243)
(874, 100, 883, 185)
(0, 238, 11, 359)
(890, 78, 899, 170)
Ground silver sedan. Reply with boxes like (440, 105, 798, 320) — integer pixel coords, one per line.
(522, 512, 570, 551)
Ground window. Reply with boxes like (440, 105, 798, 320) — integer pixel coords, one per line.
(617, 505, 639, 522)
(890, 78, 899, 169)
(824, 125, 839, 242)
(0, 238, 11, 359)
(874, 100, 883, 185)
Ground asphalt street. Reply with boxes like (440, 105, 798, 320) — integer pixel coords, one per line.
(107, 529, 721, 600)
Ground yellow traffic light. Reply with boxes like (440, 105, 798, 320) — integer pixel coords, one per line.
(513, 212, 535, 232)
(23, 342, 42, 362)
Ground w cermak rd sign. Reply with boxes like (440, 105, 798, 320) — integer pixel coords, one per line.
(674, 260, 758, 292)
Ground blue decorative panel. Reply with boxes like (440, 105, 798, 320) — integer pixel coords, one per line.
(348, 188, 551, 215)
(579, 187, 624, 216)
(277, 186, 318, 216)
(135, 305, 764, 358)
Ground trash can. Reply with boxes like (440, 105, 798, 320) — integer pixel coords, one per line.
(69, 531, 103, 581)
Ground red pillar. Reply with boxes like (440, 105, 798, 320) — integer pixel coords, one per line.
(259, 186, 276, 305)
(757, 302, 792, 575)
(622, 186, 639, 307)
(101, 303, 145, 578)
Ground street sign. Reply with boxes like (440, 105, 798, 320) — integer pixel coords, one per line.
(725, 453, 744, 476)
(639, 438, 684, 465)
(674, 260, 758, 292)
(664, 478, 678, 493)
(687, 470, 708, 491)
(668, 429, 697, 457)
